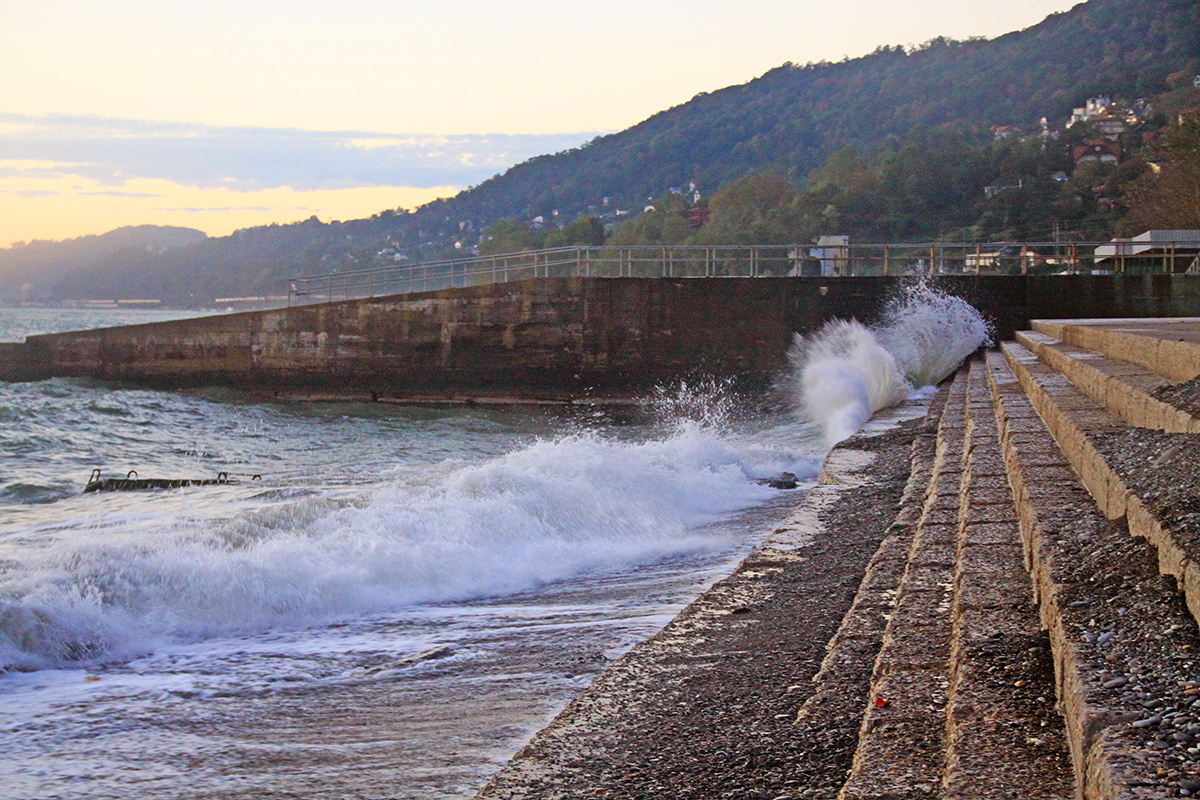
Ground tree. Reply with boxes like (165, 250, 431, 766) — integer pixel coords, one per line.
(1121, 112, 1200, 233)
(699, 173, 804, 245)
(606, 195, 693, 246)
(479, 218, 540, 256)
(544, 215, 605, 247)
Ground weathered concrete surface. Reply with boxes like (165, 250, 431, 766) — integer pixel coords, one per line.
(10, 277, 891, 398)
(7, 275, 1200, 398)
(986, 347, 1200, 799)
(1031, 317, 1200, 384)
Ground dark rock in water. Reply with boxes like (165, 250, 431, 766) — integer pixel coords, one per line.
(83, 468, 260, 493)
(362, 645, 456, 676)
(756, 472, 799, 490)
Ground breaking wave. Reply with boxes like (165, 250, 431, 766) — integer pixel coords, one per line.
(788, 282, 991, 446)
(0, 401, 818, 672)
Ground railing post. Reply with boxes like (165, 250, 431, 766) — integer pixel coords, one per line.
(883, 245, 890, 276)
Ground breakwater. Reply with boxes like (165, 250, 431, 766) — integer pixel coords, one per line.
(4, 275, 1200, 398)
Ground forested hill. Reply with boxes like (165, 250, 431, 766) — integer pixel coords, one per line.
(0, 226, 206, 302)
(8, 0, 1199, 305)
(434, 0, 1196, 224)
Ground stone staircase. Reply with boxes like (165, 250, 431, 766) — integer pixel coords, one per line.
(834, 358, 1072, 799)
(477, 319, 1200, 800)
(835, 319, 1200, 799)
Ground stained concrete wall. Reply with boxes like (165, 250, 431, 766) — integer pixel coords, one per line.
(6, 275, 1200, 400)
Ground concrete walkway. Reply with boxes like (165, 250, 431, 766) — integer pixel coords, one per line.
(478, 319, 1200, 799)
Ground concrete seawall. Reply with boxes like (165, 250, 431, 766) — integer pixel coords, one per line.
(5, 275, 1200, 399)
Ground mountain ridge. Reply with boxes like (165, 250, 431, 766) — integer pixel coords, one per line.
(3, 0, 1197, 304)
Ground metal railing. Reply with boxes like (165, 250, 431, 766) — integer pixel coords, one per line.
(287, 241, 1200, 306)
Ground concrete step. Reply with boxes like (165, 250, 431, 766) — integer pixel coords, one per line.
(789, 380, 948, 800)
(837, 371, 967, 799)
(838, 361, 1072, 799)
(1015, 330, 1200, 433)
(1001, 340, 1200, 629)
(987, 347, 1200, 798)
(1031, 319, 1200, 384)
(942, 359, 1072, 799)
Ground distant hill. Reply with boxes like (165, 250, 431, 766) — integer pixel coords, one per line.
(431, 0, 1197, 222)
(0, 225, 206, 303)
(9, 0, 1199, 305)
(48, 213, 412, 305)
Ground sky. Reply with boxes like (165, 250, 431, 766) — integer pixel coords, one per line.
(0, 0, 1083, 248)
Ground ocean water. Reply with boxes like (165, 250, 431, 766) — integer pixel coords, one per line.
(0, 287, 988, 799)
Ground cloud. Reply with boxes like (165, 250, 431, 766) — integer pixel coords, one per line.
(81, 190, 163, 198)
(169, 206, 285, 213)
(0, 113, 600, 192)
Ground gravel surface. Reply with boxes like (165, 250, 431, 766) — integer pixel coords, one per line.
(1153, 378, 1200, 420)
(1094, 427, 1200, 552)
(1069, 381, 1200, 794)
(1042, 508, 1200, 794)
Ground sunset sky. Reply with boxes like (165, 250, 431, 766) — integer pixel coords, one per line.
(1, 0, 1081, 247)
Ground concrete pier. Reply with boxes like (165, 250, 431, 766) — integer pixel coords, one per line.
(6, 275, 1200, 400)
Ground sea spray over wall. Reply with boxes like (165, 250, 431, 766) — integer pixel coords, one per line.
(789, 283, 991, 446)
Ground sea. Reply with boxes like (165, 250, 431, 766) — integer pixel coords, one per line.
(0, 290, 989, 800)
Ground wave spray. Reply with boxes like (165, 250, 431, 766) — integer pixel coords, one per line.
(789, 282, 990, 446)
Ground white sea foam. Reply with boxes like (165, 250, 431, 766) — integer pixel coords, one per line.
(0, 289, 984, 674)
(0, 418, 817, 671)
(789, 282, 990, 446)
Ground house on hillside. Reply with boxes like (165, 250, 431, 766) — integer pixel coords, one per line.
(1068, 95, 1130, 140)
(683, 206, 710, 229)
(984, 178, 1025, 198)
(1094, 230, 1200, 273)
(1073, 141, 1121, 166)
(1070, 96, 1113, 125)
(991, 125, 1022, 140)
